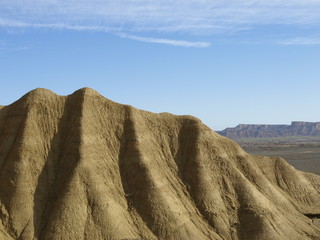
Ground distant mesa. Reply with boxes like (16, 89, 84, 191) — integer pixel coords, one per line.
(0, 88, 320, 240)
(217, 121, 320, 139)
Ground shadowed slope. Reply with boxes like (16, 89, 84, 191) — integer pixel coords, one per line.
(0, 88, 320, 240)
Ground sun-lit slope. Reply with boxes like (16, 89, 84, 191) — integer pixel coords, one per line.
(0, 88, 319, 240)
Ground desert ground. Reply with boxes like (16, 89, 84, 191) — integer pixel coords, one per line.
(237, 137, 320, 175)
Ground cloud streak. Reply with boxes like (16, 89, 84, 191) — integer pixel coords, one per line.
(117, 33, 210, 48)
(0, 39, 29, 51)
(0, 18, 210, 48)
(278, 37, 320, 45)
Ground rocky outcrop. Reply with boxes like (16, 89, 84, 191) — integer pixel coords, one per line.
(0, 88, 320, 240)
(218, 122, 320, 139)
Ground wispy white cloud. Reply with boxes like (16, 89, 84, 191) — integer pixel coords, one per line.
(278, 37, 320, 45)
(117, 33, 210, 48)
(2, 1, 320, 33)
(1, 0, 320, 45)
(0, 39, 29, 51)
(0, 18, 210, 47)
(0, 18, 119, 32)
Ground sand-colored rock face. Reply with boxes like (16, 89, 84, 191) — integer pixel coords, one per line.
(0, 88, 320, 240)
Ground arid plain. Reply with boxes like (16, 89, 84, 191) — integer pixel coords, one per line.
(237, 137, 320, 175)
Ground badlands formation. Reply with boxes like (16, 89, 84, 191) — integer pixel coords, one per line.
(0, 88, 320, 240)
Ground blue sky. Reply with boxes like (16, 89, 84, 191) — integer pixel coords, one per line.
(0, 0, 320, 130)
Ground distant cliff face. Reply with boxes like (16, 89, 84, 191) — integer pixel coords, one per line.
(218, 122, 320, 139)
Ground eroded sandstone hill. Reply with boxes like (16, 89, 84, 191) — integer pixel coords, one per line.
(0, 88, 320, 240)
